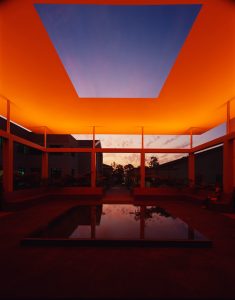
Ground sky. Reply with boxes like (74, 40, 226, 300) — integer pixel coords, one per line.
(73, 123, 226, 166)
(35, 4, 201, 98)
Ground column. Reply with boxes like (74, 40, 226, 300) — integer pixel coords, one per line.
(2, 137, 13, 192)
(41, 127, 48, 181)
(140, 127, 145, 188)
(3, 99, 13, 192)
(223, 100, 234, 196)
(140, 152, 145, 188)
(6, 100, 10, 133)
(223, 139, 233, 194)
(188, 129, 195, 187)
(91, 126, 96, 188)
(226, 101, 231, 134)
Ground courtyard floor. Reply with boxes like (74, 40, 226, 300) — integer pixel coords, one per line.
(0, 188, 235, 300)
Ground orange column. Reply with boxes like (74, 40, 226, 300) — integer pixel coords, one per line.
(3, 99, 13, 192)
(140, 127, 145, 188)
(140, 152, 145, 188)
(226, 101, 231, 135)
(3, 137, 13, 192)
(223, 100, 233, 196)
(223, 139, 233, 194)
(91, 126, 96, 188)
(91, 151, 96, 188)
(188, 153, 195, 187)
(6, 100, 10, 133)
(42, 128, 48, 181)
(188, 130, 195, 187)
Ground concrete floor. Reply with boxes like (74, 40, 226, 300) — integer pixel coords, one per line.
(0, 189, 235, 300)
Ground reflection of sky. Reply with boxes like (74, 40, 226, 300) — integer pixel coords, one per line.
(68, 205, 206, 241)
(96, 205, 139, 239)
(35, 4, 201, 97)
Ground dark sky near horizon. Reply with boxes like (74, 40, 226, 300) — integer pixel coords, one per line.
(35, 4, 201, 98)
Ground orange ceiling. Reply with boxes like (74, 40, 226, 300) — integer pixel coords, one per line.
(0, 0, 234, 134)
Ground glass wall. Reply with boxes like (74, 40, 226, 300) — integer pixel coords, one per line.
(71, 129, 94, 149)
(145, 153, 188, 188)
(0, 116, 6, 131)
(95, 134, 141, 148)
(48, 152, 91, 187)
(195, 145, 223, 190)
(101, 153, 140, 189)
(47, 134, 88, 149)
(13, 142, 42, 190)
(144, 135, 190, 149)
(10, 124, 44, 146)
(96, 152, 103, 187)
(193, 123, 226, 147)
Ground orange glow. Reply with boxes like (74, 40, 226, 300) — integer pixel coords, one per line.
(0, 0, 234, 134)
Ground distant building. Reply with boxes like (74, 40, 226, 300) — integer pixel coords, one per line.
(156, 146, 223, 187)
(0, 118, 103, 189)
(126, 146, 223, 188)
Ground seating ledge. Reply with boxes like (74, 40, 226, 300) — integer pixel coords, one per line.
(3, 187, 104, 204)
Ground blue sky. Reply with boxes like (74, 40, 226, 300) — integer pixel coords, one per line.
(35, 4, 201, 98)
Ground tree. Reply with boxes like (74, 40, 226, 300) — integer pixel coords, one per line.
(149, 156, 159, 169)
(124, 164, 134, 174)
(112, 164, 124, 184)
(123, 164, 135, 188)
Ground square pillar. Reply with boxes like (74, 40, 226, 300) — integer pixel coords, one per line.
(91, 151, 96, 188)
(91, 126, 96, 188)
(2, 137, 13, 192)
(223, 139, 233, 194)
(188, 153, 195, 187)
(140, 152, 145, 188)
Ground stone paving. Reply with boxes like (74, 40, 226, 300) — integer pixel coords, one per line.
(0, 188, 235, 300)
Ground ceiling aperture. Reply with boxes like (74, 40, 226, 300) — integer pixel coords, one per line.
(35, 4, 200, 98)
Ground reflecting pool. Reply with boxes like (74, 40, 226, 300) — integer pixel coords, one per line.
(22, 204, 212, 247)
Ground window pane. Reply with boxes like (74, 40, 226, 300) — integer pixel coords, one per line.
(145, 153, 188, 188)
(193, 123, 226, 147)
(101, 153, 140, 188)
(48, 152, 91, 187)
(13, 143, 42, 190)
(96, 134, 141, 148)
(144, 135, 190, 149)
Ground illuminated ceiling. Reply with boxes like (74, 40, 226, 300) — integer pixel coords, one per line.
(0, 0, 235, 134)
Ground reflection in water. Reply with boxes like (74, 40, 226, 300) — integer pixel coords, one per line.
(24, 204, 212, 248)
(63, 205, 205, 241)
(32, 204, 207, 242)
(95, 205, 140, 240)
(134, 206, 173, 221)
